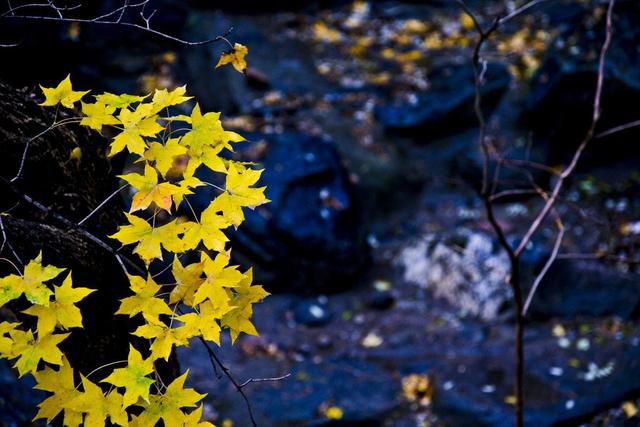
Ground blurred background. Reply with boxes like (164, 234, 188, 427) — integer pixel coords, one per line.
(1, 0, 640, 426)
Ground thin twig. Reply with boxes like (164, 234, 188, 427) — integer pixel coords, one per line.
(239, 373, 291, 389)
(522, 219, 565, 315)
(78, 184, 129, 225)
(2, 0, 234, 47)
(595, 118, 640, 139)
(198, 337, 259, 427)
(0, 215, 23, 266)
(514, 0, 616, 257)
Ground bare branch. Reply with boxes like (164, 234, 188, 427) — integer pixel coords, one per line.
(239, 373, 291, 389)
(522, 218, 565, 315)
(1, 1, 234, 47)
(595, 118, 640, 139)
(514, 0, 616, 257)
(197, 336, 259, 427)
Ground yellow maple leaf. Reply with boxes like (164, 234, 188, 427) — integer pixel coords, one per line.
(151, 85, 192, 112)
(109, 213, 187, 264)
(221, 268, 268, 343)
(192, 252, 243, 309)
(176, 301, 223, 344)
(115, 274, 172, 325)
(80, 101, 119, 131)
(143, 139, 188, 178)
(172, 176, 204, 208)
(0, 251, 65, 307)
(133, 323, 189, 361)
(184, 405, 216, 427)
(8, 328, 69, 377)
(33, 356, 83, 426)
(39, 74, 89, 109)
(95, 92, 148, 109)
(178, 104, 244, 178)
(110, 103, 163, 157)
(101, 344, 155, 407)
(119, 163, 181, 213)
(212, 162, 269, 226)
(22, 272, 94, 335)
(136, 370, 206, 426)
(181, 202, 231, 252)
(71, 376, 129, 426)
(215, 43, 248, 73)
(0, 321, 19, 356)
(169, 257, 204, 306)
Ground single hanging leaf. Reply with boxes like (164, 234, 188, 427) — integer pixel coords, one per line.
(215, 43, 249, 73)
(135, 370, 206, 426)
(119, 163, 180, 213)
(115, 274, 172, 325)
(101, 344, 155, 407)
(39, 74, 89, 108)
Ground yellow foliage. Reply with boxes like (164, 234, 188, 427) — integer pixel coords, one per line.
(0, 74, 268, 427)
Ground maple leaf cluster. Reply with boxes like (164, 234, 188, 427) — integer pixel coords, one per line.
(0, 67, 268, 426)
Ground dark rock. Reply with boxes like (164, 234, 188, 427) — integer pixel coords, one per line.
(375, 63, 511, 138)
(294, 300, 332, 327)
(367, 291, 395, 311)
(187, 132, 368, 294)
(527, 259, 640, 320)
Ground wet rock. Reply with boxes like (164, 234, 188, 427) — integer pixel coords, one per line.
(376, 63, 510, 138)
(187, 132, 368, 294)
(395, 229, 511, 321)
(527, 259, 640, 320)
(295, 300, 332, 327)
